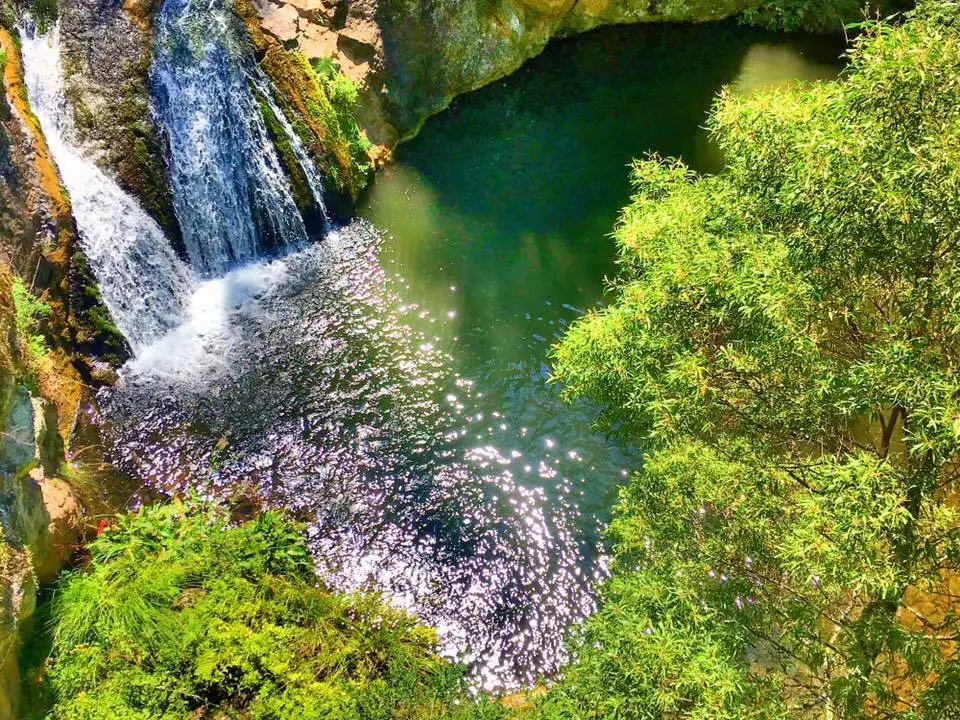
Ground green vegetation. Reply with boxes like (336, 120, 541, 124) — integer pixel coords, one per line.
(67, 250, 130, 365)
(306, 55, 372, 181)
(545, 3, 960, 718)
(12, 276, 50, 361)
(30, 0, 57, 35)
(0, 48, 9, 122)
(741, 0, 910, 30)
(42, 502, 508, 720)
(257, 92, 317, 215)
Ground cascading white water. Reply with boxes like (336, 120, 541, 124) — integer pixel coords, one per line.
(151, 0, 319, 277)
(252, 70, 329, 222)
(19, 24, 197, 356)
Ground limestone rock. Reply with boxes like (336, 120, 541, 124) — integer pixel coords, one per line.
(254, 0, 300, 40)
(251, 0, 758, 144)
(33, 472, 81, 585)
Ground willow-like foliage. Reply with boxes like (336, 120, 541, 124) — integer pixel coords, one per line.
(546, 4, 960, 718)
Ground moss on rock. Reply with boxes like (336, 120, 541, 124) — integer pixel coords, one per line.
(58, 0, 182, 250)
(235, 0, 372, 206)
(255, 90, 317, 218)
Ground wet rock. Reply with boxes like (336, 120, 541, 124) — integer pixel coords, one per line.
(250, 0, 758, 142)
(0, 17, 131, 378)
(58, 0, 182, 250)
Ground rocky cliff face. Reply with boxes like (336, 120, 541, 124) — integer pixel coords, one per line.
(0, 10, 130, 376)
(250, 0, 756, 147)
(0, 13, 134, 713)
(0, 267, 81, 720)
(25, 0, 763, 212)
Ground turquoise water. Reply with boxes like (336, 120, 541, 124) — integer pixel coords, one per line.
(360, 22, 843, 373)
(101, 21, 843, 689)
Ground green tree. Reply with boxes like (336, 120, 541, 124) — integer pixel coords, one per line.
(546, 4, 960, 718)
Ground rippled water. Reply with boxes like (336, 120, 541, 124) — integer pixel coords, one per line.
(98, 22, 843, 689)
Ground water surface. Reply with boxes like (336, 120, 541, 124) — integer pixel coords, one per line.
(100, 22, 843, 689)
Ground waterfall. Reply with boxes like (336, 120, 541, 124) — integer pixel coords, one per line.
(251, 70, 329, 222)
(151, 0, 322, 277)
(19, 24, 197, 356)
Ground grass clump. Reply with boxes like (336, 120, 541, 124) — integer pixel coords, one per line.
(11, 276, 51, 361)
(43, 502, 506, 720)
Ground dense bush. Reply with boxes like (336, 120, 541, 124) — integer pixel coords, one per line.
(545, 3, 960, 718)
(44, 502, 506, 720)
(742, 0, 910, 31)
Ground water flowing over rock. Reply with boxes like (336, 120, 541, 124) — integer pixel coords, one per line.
(251, 69, 329, 222)
(19, 24, 197, 356)
(152, 0, 321, 277)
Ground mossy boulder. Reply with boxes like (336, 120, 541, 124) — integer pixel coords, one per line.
(372, 0, 754, 136)
(236, 0, 373, 207)
(58, 0, 182, 250)
(256, 0, 902, 148)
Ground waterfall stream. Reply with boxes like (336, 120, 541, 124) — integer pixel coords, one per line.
(151, 0, 319, 277)
(252, 69, 329, 222)
(19, 24, 197, 355)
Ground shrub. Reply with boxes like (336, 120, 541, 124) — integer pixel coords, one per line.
(45, 502, 504, 719)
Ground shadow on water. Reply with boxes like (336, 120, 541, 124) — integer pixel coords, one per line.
(97, 21, 844, 691)
(359, 21, 845, 368)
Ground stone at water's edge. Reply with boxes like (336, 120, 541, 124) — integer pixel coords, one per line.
(0, 269, 81, 720)
(251, 0, 756, 144)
